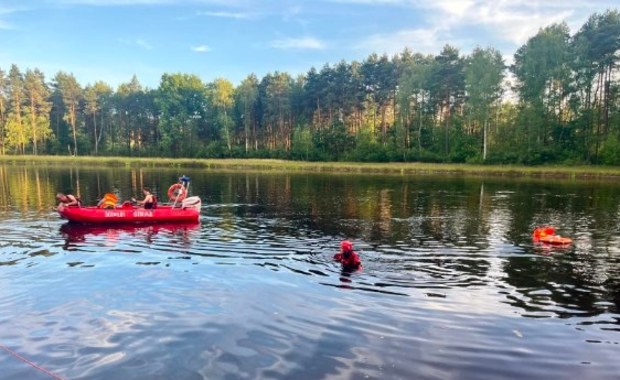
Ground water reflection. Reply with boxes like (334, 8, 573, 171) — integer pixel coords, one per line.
(0, 164, 619, 312)
(0, 163, 619, 379)
(60, 222, 201, 247)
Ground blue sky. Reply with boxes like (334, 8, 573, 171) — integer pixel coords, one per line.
(0, 0, 617, 88)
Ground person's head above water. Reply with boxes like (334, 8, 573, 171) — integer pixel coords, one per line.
(341, 240, 353, 254)
(143, 187, 151, 195)
(335, 240, 361, 269)
(56, 193, 67, 202)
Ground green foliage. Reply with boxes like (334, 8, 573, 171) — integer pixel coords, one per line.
(600, 135, 620, 165)
(208, 78, 234, 151)
(83, 81, 113, 155)
(155, 73, 209, 157)
(345, 129, 384, 162)
(449, 127, 479, 163)
(465, 47, 504, 160)
(0, 9, 619, 164)
(312, 122, 353, 160)
(291, 127, 312, 160)
(234, 74, 260, 153)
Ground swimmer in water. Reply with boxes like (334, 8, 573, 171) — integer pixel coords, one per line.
(334, 240, 362, 270)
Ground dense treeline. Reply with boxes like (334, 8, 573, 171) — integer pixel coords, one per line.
(0, 10, 619, 164)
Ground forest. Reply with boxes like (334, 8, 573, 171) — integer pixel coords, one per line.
(0, 10, 619, 165)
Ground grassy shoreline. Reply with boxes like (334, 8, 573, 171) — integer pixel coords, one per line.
(2, 155, 620, 179)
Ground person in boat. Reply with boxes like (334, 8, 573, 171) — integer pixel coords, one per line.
(56, 192, 81, 208)
(132, 187, 157, 209)
(334, 240, 362, 270)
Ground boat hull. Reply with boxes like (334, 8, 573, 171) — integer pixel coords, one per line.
(58, 205, 200, 224)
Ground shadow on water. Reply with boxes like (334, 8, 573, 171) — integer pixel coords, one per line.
(0, 163, 619, 379)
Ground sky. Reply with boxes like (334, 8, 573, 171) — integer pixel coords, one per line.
(0, 0, 617, 88)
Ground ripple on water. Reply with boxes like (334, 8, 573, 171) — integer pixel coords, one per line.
(1, 177, 620, 379)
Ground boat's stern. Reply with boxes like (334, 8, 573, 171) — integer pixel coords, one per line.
(181, 196, 202, 211)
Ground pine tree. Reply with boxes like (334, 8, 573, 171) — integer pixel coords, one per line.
(0, 68, 7, 155)
(465, 48, 505, 160)
(53, 72, 82, 156)
(6, 65, 26, 154)
(24, 69, 52, 155)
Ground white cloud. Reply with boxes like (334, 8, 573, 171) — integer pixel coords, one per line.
(55, 0, 171, 4)
(196, 11, 251, 19)
(135, 39, 153, 50)
(432, 0, 475, 17)
(118, 38, 153, 50)
(0, 6, 18, 15)
(0, 5, 27, 30)
(282, 5, 302, 21)
(358, 28, 442, 55)
(53, 0, 242, 5)
(432, 1, 575, 46)
(270, 37, 326, 50)
(191, 44, 211, 52)
(345, 0, 614, 51)
(327, 0, 404, 4)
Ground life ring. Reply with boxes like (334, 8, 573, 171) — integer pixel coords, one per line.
(168, 184, 187, 202)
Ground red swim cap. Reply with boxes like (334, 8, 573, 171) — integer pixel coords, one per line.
(341, 240, 353, 252)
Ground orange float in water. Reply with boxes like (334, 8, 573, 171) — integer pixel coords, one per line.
(533, 226, 573, 245)
(537, 235, 573, 245)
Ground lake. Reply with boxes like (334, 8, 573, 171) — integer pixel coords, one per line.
(0, 162, 619, 380)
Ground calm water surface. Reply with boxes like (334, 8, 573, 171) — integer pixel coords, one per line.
(0, 163, 619, 379)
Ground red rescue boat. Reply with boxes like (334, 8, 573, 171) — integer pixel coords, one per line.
(58, 196, 201, 224)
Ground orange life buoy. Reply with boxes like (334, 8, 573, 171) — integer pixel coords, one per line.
(168, 183, 187, 202)
(538, 235, 573, 245)
(533, 226, 556, 239)
(533, 226, 572, 246)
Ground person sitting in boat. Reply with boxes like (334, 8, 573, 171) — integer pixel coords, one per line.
(56, 192, 81, 208)
(334, 240, 362, 270)
(132, 187, 157, 209)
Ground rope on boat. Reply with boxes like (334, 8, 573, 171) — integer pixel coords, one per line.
(0, 344, 65, 380)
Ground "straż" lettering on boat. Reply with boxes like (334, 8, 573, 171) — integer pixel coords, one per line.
(104, 211, 126, 218)
(133, 211, 154, 218)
